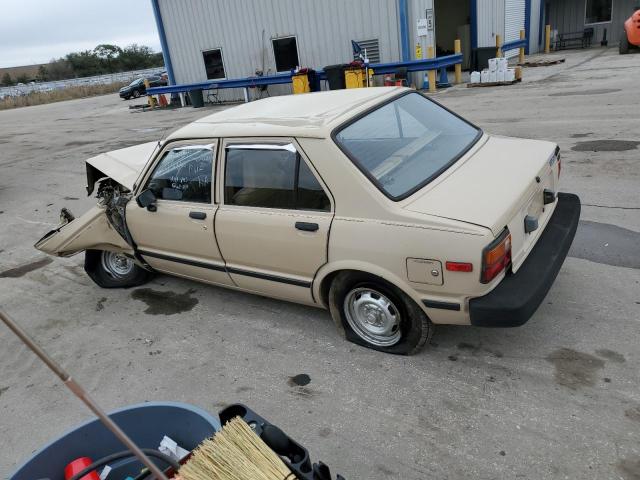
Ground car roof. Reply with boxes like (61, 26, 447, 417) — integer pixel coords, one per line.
(167, 86, 408, 140)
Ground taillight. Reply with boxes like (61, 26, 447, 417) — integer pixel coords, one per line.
(481, 229, 512, 283)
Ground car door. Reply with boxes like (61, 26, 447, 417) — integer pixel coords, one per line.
(215, 139, 334, 304)
(126, 141, 233, 286)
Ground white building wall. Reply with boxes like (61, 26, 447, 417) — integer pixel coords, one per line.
(529, 0, 542, 54)
(504, 0, 525, 57)
(158, 0, 401, 95)
(477, 0, 505, 48)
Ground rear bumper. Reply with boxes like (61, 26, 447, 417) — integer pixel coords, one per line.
(469, 192, 581, 327)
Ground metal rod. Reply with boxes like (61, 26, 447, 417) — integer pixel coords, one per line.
(0, 308, 170, 480)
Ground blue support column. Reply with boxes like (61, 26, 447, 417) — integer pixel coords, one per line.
(398, 0, 411, 62)
(470, 0, 478, 51)
(525, 0, 532, 54)
(150, 0, 176, 86)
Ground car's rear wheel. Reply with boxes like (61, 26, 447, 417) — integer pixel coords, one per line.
(84, 249, 153, 288)
(620, 31, 630, 54)
(328, 272, 433, 355)
(133, 90, 141, 98)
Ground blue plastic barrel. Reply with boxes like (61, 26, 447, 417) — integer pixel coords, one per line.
(10, 402, 220, 480)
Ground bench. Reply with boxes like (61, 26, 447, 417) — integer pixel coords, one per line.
(554, 28, 594, 50)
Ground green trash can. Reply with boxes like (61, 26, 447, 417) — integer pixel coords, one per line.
(189, 89, 204, 108)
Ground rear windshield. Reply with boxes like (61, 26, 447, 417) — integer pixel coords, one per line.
(334, 92, 480, 200)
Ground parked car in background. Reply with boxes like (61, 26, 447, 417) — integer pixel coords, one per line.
(119, 75, 167, 100)
(35, 87, 580, 355)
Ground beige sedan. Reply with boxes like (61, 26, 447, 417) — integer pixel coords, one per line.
(36, 87, 580, 355)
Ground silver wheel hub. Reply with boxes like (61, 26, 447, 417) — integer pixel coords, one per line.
(101, 251, 134, 279)
(344, 287, 401, 347)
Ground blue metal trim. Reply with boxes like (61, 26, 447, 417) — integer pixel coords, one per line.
(538, 0, 545, 46)
(150, 0, 176, 85)
(146, 55, 464, 96)
(147, 72, 294, 95)
(502, 38, 528, 52)
(368, 54, 464, 74)
(525, 0, 532, 54)
(398, 0, 411, 62)
(470, 0, 478, 51)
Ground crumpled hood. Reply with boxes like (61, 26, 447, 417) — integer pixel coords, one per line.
(86, 141, 159, 194)
(404, 135, 557, 235)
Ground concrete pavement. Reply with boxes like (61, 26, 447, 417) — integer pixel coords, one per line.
(0, 47, 638, 479)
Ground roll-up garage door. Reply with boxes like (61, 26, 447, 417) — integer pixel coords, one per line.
(504, 0, 525, 58)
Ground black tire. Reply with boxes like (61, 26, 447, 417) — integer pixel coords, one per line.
(620, 31, 630, 54)
(328, 271, 433, 355)
(133, 89, 141, 98)
(84, 249, 153, 288)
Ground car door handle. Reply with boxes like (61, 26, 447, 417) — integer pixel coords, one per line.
(189, 211, 207, 220)
(295, 222, 319, 232)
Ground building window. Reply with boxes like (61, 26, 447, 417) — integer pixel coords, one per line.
(202, 48, 226, 80)
(272, 36, 299, 72)
(352, 39, 380, 63)
(585, 0, 612, 24)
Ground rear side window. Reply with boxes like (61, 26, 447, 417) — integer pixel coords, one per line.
(334, 92, 480, 200)
(224, 145, 330, 211)
(145, 146, 213, 203)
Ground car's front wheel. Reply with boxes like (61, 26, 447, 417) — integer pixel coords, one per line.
(84, 249, 153, 288)
(328, 272, 433, 355)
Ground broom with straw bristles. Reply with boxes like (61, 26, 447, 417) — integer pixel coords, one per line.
(176, 416, 296, 480)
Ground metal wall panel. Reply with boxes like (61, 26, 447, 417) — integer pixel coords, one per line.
(547, 0, 637, 48)
(529, 0, 542, 53)
(158, 0, 401, 100)
(505, 0, 525, 57)
(477, 0, 506, 48)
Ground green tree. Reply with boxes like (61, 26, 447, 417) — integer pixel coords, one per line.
(118, 44, 162, 71)
(47, 58, 73, 80)
(94, 44, 122, 71)
(1, 72, 13, 86)
(37, 65, 48, 81)
(16, 73, 29, 84)
(66, 50, 102, 76)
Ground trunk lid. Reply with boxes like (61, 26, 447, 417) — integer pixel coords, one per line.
(405, 135, 559, 271)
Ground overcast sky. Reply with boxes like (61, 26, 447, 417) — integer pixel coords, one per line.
(0, 0, 161, 68)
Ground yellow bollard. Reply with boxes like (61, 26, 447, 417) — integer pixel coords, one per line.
(144, 79, 156, 108)
(496, 34, 502, 58)
(519, 30, 526, 65)
(545, 25, 551, 54)
(454, 39, 462, 84)
(427, 46, 436, 93)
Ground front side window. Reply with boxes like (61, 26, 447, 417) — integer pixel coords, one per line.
(225, 145, 330, 211)
(334, 92, 480, 200)
(202, 48, 226, 80)
(146, 146, 213, 203)
(585, 0, 612, 24)
(272, 36, 299, 72)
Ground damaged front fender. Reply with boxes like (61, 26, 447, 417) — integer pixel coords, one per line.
(34, 205, 133, 257)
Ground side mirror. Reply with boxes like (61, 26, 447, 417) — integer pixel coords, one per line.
(136, 189, 157, 211)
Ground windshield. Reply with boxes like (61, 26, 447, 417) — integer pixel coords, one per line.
(129, 78, 144, 86)
(334, 92, 480, 200)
